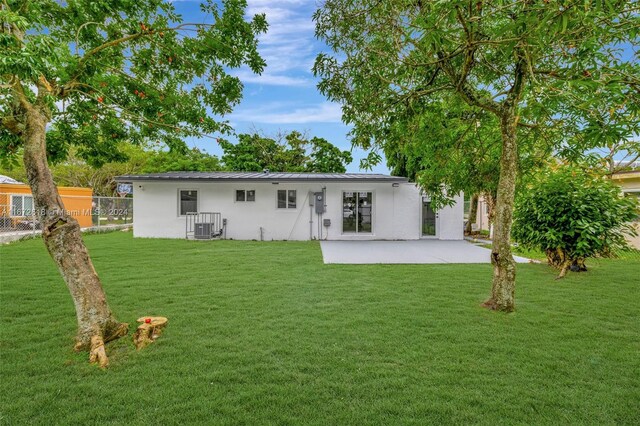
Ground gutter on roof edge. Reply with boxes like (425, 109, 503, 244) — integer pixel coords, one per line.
(114, 175, 409, 183)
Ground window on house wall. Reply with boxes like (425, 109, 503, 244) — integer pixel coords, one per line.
(179, 190, 198, 215)
(10, 195, 34, 217)
(277, 189, 296, 209)
(236, 190, 256, 202)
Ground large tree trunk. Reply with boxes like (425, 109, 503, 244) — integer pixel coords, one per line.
(465, 193, 479, 234)
(482, 114, 518, 312)
(22, 107, 128, 365)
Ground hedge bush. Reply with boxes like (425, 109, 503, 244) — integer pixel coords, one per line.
(512, 166, 638, 277)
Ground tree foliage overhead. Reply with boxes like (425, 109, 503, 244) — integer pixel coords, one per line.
(314, 0, 640, 190)
(512, 165, 638, 278)
(384, 94, 552, 208)
(1, 0, 267, 164)
(219, 131, 352, 173)
(314, 0, 639, 193)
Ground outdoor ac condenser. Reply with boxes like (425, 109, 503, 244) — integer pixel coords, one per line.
(194, 222, 212, 240)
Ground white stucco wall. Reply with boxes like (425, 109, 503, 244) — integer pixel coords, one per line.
(436, 193, 464, 240)
(131, 180, 463, 240)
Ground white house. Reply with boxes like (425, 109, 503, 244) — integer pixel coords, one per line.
(116, 171, 463, 241)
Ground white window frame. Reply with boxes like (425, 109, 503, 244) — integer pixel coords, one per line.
(235, 189, 256, 202)
(10, 194, 34, 217)
(341, 190, 374, 234)
(178, 189, 199, 216)
(276, 189, 297, 210)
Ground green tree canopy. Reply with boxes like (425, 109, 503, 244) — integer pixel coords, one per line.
(513, 165, 638, 278)
(383, 94, 553, 208)
(220, 131, 352, 173)
(1, 0, 267, 164)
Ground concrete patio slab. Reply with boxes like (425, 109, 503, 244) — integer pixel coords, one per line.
(320, 240, 531, 264)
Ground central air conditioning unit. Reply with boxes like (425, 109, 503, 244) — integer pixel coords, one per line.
(194, 222, 212, 240)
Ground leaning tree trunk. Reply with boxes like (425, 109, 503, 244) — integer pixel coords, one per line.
(22, 107, 128, 366)
(465, 193, 479, 235)
(482, 113, 518, 312)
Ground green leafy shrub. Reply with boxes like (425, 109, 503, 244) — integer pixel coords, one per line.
(512, 166, 638, 277)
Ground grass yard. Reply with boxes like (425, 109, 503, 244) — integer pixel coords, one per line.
(1, 232, 639, 424)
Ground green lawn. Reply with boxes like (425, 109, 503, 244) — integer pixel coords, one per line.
(1, 232, 639, 424)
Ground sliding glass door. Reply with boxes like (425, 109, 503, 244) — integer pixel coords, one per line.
(343, 191, 372, 233)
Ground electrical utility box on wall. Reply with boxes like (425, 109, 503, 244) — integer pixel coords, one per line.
(314, 192, 325, 214)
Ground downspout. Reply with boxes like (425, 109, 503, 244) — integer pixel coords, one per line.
(392, 183, 396, 239)
(322, 186, 327, 240)
(309, 198, 313, 240)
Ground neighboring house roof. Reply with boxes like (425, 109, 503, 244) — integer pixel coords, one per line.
(115, 171, 409, 183)
(610, 170, 640, 193)
(0, 174, 23, 184)
(611, 170, 640, 179)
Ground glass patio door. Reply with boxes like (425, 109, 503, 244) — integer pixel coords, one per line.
(343, 191, 372, 233)
(422, 199, 437, 237)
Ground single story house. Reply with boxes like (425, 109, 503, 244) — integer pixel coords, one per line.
(116, 171, 464, 241)
(468, 194, 492, 233)
(0, 175, 94, 229)
(610, 170, 640, 249)
(611, 169, 640, 196)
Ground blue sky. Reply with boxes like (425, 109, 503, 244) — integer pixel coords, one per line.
(174, 0, 389, 173)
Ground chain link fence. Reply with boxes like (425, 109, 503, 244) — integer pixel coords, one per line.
(0, 193, 132, 240)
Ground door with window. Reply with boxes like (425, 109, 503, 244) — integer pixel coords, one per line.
(421, 198, 437, 237)
(343, 191, 372, 233)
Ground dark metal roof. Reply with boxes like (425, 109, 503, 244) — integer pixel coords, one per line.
(115, 171, 408, 183)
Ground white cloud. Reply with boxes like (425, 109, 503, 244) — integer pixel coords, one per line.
(235, 70, 311, 86)
(172, 1, 319, 87)
(232, 102, 343, 124)
(247, 0, 309, 7)
(242, 0, 318, 86)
